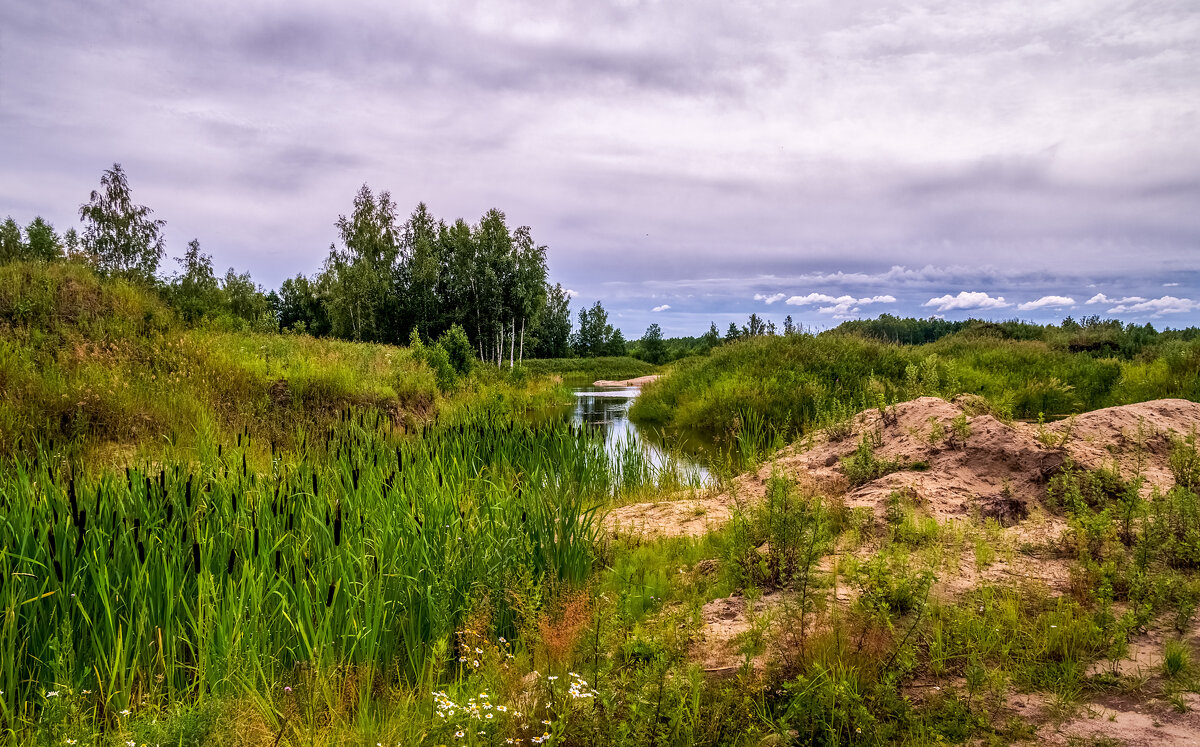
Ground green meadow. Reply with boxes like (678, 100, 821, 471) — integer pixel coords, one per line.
(4, 260, 1200, 745)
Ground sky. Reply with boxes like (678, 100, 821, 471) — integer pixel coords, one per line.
(2, 0, 1198, 336)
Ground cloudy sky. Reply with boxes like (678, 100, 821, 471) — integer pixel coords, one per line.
(3, 0, 1198, 335)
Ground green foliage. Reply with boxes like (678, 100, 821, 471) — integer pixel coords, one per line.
(1170, 432, 1200, 492)
(573, 301, 626, 357)
(77, 163, 166, 280)
(637, 322, 668, 365)
(1149, 485, 1200, 569)
(520, 356, 657, 381)
(1163, 638, 1191, 679)
(0, 411, 617, 718)
(634, 326, 1200, 441)
(726, 474, 830, 591)
(841, 435, 903, 487)
(529, 282, 573, 358)
(438, 323, 475, 376)
(0, 261, 566, 456)
(1, 216, 65, 264)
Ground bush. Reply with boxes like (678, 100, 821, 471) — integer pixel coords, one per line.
(841, 436, 903, 488)
(438, 323, 475, 376)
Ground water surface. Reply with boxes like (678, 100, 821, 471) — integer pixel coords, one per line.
(569, 384, 713, 486)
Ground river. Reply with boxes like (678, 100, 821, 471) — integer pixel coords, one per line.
(569, 384, 713, 486)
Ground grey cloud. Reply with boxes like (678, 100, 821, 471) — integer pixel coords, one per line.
(2, 0, 1198, 333)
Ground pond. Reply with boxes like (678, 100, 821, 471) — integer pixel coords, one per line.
(569, 384, 714, 486)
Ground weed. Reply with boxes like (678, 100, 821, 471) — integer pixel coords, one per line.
(1163, 638, 1191, 679)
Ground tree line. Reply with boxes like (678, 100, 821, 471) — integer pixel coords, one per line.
(3, 163, 578, 364)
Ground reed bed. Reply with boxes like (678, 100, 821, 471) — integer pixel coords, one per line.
(0, 408, 670, 728)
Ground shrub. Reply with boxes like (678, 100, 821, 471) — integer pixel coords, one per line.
(1170, 433, 1200, 493)
(842, 436, 903, 488)
(439, 323, 475, 376)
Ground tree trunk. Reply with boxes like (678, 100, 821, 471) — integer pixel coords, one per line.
(519, 317, 525, 364)
(509, 318, 515, 368)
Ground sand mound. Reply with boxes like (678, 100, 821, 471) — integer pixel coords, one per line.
(1040, 398, 1200, 492)
(605, 397, 1199, 539)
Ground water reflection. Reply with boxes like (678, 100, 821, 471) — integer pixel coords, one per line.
(571, 386, 712, 486)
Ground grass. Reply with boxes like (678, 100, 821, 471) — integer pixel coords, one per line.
(519, 356, 659, 381)
(0, 260, 567, 460)
(8, 262, 1200, 744)
(631, 329, 1200, 442)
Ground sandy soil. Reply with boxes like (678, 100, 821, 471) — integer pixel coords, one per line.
(592, 374, 660, 387)
(604, 397, 1200, 540)
(610, 396, 1200, 693)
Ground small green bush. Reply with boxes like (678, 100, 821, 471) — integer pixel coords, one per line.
(842, 436, 903, 488)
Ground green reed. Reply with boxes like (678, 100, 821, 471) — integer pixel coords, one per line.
(0, 408, 662, 725)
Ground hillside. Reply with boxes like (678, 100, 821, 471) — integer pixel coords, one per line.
(607, 395, 1200, 744)
(631, 329, 1200, 441)
(0, 261, 563, 459)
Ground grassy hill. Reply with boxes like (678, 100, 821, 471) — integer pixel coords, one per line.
(632, 329, 1200, 442)
(0, 261, 563, 460)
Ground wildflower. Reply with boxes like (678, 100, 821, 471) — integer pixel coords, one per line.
(485, 713, 493, 719)
(120, 709, 131, 715)
(547, 676, 558, 681)
(474, 647, 483, 654)
(499, 637, 507, 643)
(459, 656, 467, 662)
(454, 732, 464, 739)
(46, 691, 60, 698)
(284, 686, 292, 694)
(473, 659, 480, 668)
(65, 740, 77, 745)
(542, 719, 552, 725)
(497, 705, 508, 712)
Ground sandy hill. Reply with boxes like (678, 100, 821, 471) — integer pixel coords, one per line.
(606, 397, 1200, 537)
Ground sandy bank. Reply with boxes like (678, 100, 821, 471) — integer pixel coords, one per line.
(592, 374, 660, 388)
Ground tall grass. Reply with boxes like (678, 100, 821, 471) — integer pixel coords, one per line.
(0, 408, 671, 727)
(632, 331, 1200, 441)
(0, 261, 567, 458)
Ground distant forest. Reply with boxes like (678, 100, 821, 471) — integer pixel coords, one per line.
(4, 163, 1198, 367)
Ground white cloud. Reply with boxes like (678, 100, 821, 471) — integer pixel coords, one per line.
(923, 291, 1010, 312)
(651, 304, 671, 312)
(1164, 282, 1180, 287)
(787, 293, 839, 306)
(754, 292, 787, 304)
(1106, 296, 1200, 317)
(1017, 295, 1075, 311)
(564, 288, 579, 298)
(785, 293, 896, 315)
(1087, 293, 1146, 305)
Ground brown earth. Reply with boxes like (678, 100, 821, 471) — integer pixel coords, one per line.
(605, 397, 1200, 539)
(612, 397, 1200, 690)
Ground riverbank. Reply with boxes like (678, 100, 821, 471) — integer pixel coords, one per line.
(593, 374, 660, 388)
